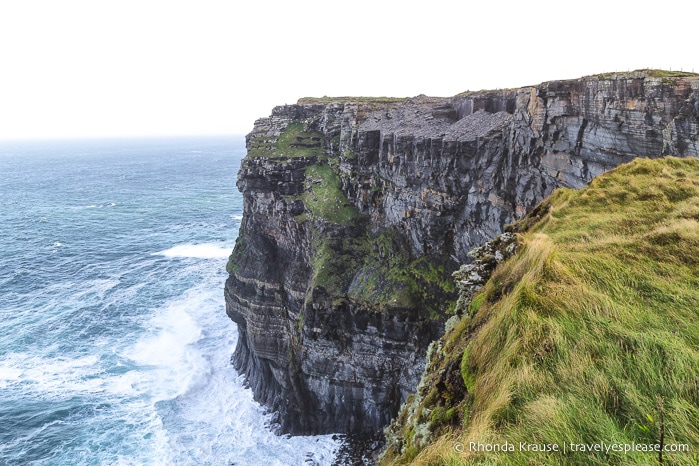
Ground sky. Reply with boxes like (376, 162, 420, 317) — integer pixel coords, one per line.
(0, 0, 697, 140)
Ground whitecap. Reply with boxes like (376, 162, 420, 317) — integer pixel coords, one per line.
(154, 244, 232, 259)
(122, 292, 209, 402)
(150, 280, 341, 466)
(0, 353, 103, 397)
(231, 214, 243, 220)
(0, 366, 23, 389)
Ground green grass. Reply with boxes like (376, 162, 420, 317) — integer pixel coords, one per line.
(247, 122, 325, 158)
(226, 235, 245, 274)
(643, 69, 699, 78)
(302, 163, 361, 226)
(297, 162, 367, 296)
(383, 157, 699, 465)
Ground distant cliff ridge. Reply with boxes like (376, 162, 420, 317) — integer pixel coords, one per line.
(225, 70, 699, 436)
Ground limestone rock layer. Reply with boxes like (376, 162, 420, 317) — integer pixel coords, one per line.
(225, 71, 699, 435)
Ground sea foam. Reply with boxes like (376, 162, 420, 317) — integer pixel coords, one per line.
(155, 243, 232, 259)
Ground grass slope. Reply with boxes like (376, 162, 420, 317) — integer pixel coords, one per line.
(383, 157, 699, 465)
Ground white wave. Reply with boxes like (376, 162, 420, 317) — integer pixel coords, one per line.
(0, 353, 103, 397)
(122, 283, 216, 403)
(2, 247, 337, 465)
(154, 244, 232, 259)
(154, 280, 340, 466)
(0, 366, 23, 389)
(77, 202, 116, 209)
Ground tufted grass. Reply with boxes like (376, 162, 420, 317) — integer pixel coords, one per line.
(385, 157, 699, 465)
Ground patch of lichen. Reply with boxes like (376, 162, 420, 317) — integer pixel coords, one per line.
(247, 122, 325, 159)
(340, 149, 357, 162)
(410, 256, 458, 318)
(305, 221, 457, 315)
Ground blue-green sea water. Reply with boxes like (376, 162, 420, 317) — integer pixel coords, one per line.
(0, 137, 338, 465)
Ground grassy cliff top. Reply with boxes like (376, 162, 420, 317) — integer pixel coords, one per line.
(384, 156, 699, 465)
(297, 96, 409, 105)
(298, 70, 698, 107)
(588, 69, 699, 81)
(454, 69, 699, 97)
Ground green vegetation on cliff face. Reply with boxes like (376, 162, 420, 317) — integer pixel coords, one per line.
(247, 122, 325, 158)
(348, 231, 457, 314)
(383, 157, 699, 465)
(301, 163, 360, 226)
(244, 118, 459, 314)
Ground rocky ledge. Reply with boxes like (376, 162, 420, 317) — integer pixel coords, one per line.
(225, 70, 699, 436)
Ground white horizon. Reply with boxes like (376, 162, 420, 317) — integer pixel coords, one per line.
(1, 0, 696, 141)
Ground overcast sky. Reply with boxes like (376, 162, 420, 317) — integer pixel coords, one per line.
(1, 0, 697, 140)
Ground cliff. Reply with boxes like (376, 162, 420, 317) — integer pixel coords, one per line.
(381, 157, 699, 464)
(225, 70, 699, 436)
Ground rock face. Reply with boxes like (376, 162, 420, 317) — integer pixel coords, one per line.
(225, 70, 699, 436)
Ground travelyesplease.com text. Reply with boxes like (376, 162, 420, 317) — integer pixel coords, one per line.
(454, 441, 690, 455)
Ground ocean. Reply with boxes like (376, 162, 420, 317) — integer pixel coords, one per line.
(0, 137, 339, 465)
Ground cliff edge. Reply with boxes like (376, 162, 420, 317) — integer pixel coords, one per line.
(225, 70, 699, 436)
(382, 157, 699, 464)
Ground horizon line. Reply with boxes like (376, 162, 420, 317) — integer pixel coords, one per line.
(0, 133, 248, 144)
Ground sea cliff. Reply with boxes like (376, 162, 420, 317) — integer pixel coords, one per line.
(225, 70, 699, 436)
